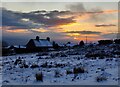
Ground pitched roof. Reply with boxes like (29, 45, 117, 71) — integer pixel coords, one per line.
(33, 39, 53, 47)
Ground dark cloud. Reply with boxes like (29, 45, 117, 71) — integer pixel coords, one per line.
(1, 8, 74, 30)
(95, 24, 116, 27)
(2, 5, 116, 30)
(102, 33, 117, 39)
(22, 10, 75, 27)
(2, 8, 76, 30)
(65, 31, 101, 35)
(2, 8, 39, 29)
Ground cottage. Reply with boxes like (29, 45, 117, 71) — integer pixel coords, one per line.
(26, 36, 53, 52)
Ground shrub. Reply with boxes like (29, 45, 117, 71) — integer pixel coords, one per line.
(66, 70, 73, 74)
(96, 76, 107, 82)
(73, 67, 85, 74)
(30, 64, 39, 68)
(24, 64, 29, 68)
(55, 63, 66, 68)
(60, 53, 67, 57)
(54, 70, 61, 78)
(14, 58, 22, 65)
(19, 63, 29, 68)
(41, 62, 48, 68)
(67, 51, 79, 55)
(79, 41, 85, 46)
(36, 52, 49, 56)
(35, 72, 43, 81)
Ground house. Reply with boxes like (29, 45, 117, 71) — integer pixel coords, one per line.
(2, 45, 27, 55)
(13, 45, 27, 53)
(98, 40, 113, 45)
(114, 39, 120, 44)
(26, 36, 53, 52)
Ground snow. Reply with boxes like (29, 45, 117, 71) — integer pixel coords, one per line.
(33, 39, 52, 47)
(4, 45, 26, 49)
(14, 45, 26, 48)
(1, 44, 120, 85)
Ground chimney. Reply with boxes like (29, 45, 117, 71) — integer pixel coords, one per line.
(36, 36, 39, 41)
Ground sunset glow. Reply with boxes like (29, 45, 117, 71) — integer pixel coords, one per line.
(2, 2, 118, 45)
(6, 29, 29, 33)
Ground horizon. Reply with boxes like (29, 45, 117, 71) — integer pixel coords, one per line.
(3, 35, 118, 46)
(1, 2, 118, 45)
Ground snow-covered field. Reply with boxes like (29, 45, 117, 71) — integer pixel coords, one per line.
(1, 45, 120, 85)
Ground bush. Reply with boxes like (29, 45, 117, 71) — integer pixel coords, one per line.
(24, 64, 29, 68)
(54, 70, 61, 78)
(41, 62, 48, 68)
(60, 53, 67, 57)
(55, 63, 66, 68)
(66, 70, 73, 74)
(79, 41, 85, 46)
(36, 52, 49, 56)
(67, 51, 79, 55)
(14, 58, 22, 65)
(20, 64, 29, 68)
(73, 67, 85, 74)
(96, 76, 107, 82)
(35, 72, 43, 81)
(50, 53, 59, 58)
(30, 64, 39, 68)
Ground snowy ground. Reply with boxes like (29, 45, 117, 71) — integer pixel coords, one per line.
(1, 45, 120, 85)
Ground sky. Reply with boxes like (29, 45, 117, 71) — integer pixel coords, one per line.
(1, 2, 119, 45)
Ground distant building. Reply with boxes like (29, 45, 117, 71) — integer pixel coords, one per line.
(114, 39, 120, 44)
(98, 40, 113, 45)
(2, 45, 27, 55)
(65, 42, 76, 48)
(26, 36, 53, 52)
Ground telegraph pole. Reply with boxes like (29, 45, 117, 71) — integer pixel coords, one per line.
(86, 36, 87, 44)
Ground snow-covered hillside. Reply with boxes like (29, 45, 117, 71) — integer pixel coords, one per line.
(1, 44, 120, 85)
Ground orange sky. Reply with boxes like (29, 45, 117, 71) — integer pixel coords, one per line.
(2, 9, 118, 43)
(2, 3, 119, 44)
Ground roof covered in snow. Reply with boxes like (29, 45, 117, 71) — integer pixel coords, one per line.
(33, 39, 53, 47)
(14, 45, 26, 48)
(66, 43, 75, 47)
(5, 45, 26, 49)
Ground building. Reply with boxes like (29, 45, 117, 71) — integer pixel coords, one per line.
(65, 42, 76, 47)
(26, 36, 53, 52)
(2, 45, 27, 55)
(98, 40, 113, 45)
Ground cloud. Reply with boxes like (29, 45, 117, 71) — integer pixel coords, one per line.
(66, 3, 117, 22)
(2, 8, 41, 29)
(95, 24, 116, 27)
(2, 8, 76, 30)
(2, 5, 117, 33)
(66, 3, 86, 12)
(65, 30, 101, 35)
(22, 10, 76, 27)
(102, 33, 117, 39)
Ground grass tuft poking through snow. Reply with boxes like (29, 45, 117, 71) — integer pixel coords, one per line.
(35, 72, 43, 82)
